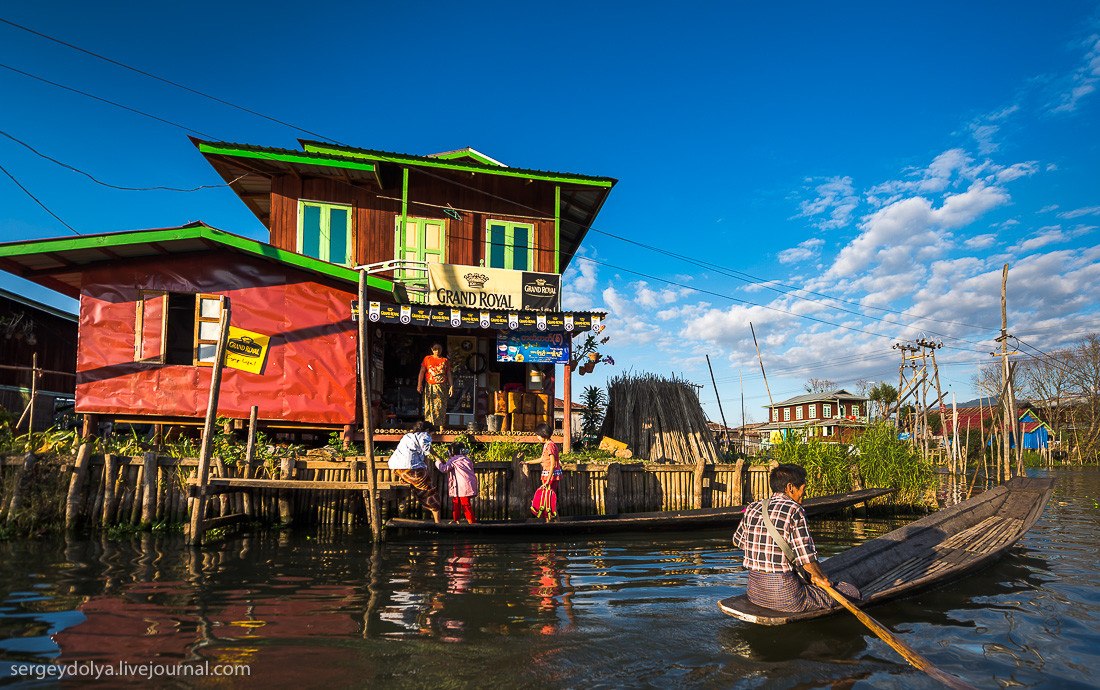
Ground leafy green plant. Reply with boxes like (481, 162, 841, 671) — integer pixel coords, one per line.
(580, 386, 607, 446)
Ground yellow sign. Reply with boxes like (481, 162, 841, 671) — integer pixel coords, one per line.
(225, 326, 270, 374)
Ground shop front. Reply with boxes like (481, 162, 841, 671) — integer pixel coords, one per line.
(358, 299, 603, 443)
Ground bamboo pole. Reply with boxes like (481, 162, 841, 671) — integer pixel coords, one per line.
(820, 583, 975, 689)
(187, 305, 231, 545)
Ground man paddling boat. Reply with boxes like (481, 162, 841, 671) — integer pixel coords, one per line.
(732, 463, 861, 612)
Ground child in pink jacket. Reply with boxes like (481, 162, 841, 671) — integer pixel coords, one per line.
(436, 442, 478, 523)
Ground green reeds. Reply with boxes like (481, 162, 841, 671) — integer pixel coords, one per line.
(772, 423, 935, 507)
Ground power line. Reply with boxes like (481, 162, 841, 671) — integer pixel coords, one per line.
(0, 18, 347, 146)
(0, 129, 246, 192)
(0, 62, 216, 138)
(587, 226, 989, 332)
(0, 161, 80, 235)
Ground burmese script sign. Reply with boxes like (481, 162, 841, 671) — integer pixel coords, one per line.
(496, 331, 570, 364)
(428, 264, 561, 311)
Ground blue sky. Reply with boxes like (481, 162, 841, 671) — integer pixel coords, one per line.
(2, 2, 1099, 423)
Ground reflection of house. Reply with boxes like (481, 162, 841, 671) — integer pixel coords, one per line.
(759, 389, 868, 443)
(0, 288, 76, 429)
(0, 139, 616, 439)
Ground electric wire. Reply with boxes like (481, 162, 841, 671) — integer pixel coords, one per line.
(1, 129, 247, 192)
(0, 62, 216, 138)
(0, 18, 347, 146)
(0, 161, 80, 235)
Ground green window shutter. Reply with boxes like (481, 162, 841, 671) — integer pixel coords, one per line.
(299, 201, 353, 265)
(394, 217, 447, 302)
(484, 221, 535, 270)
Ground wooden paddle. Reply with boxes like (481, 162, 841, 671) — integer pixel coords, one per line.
(819, 582, 976, 689)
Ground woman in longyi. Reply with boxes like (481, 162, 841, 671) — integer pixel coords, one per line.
(417, 343, 452, 428)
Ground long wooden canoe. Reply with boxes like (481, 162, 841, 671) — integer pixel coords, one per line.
(386, 487, 894, 535)
(718, 475, 1054, 625)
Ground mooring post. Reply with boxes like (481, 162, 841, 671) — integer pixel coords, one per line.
(187, 304, 231, 546)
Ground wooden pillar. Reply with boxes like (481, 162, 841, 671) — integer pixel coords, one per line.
(358, 271, 383, 540)
(141, 451, 157, 527)
(101, 453, 118, 528)
(242, 406, 258, 518)
(731, 456, 746, 506)
(563, 360, 573, 454)
(278, 456, 295, 524)
(692, 460, 706, 510)
(509, 450, 526, 518)
(605, 462, 622, 515)
(5, 452, 36, 527)
(65, 442, 92, 531)
(186, 305, 231, 545)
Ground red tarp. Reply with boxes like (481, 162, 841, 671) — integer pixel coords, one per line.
(75, 254, 360, 425)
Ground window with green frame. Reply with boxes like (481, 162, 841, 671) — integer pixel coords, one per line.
(485, 221, 535, 271)
(394, 216, 446, 303)
(298, 201, 352, 265)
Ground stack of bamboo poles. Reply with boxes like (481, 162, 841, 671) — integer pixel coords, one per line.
(601, 373, 721, 464)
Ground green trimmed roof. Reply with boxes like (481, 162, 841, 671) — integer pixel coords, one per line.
(195, 137, 616, 272)
(0, 223, 396, 299)
(298, 140, 616, 187)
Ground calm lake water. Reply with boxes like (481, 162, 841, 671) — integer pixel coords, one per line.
(1, 468, 1097, 688)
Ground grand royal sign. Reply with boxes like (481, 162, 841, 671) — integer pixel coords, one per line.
(428, 264, 560, 312)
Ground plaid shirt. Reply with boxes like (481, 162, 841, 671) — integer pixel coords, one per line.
(732, 492, 817, 573)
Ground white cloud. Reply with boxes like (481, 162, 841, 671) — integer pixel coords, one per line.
(778, 237, 824, 264)
(798, 176, 859, 230)
(1059, 205, 1100, 219)
(967, 105, 1019, 154)
(964, 233, 997, 249)
(561, 253, 599, 310)
(827, 183, 1009, 279)
(1051, 35, 1100, 113)
(1012, 226, 1066, 252)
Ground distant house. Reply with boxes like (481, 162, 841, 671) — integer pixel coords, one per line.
(554, 397, 593, 437)
(0, 288, 77, 430)
(945, 399, 1050, 450)
(759, 389, 868, 444)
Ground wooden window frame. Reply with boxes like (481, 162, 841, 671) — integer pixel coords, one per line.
(193, 294, 226, 367)
(823, 404, 833, 419)
(783, 408, 791, 422)
(484, 220, 536, 271)
(795, 406, 803, 421)
(808, 403, 816, 418)
(298, 200, 354, 265)
(134, 289, 168, 363)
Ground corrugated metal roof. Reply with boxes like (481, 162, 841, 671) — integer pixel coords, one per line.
(768, 389, 869, 408)
(0, 223, 396, 299)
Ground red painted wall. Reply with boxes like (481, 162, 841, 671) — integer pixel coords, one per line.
(75, 253, 359, 425)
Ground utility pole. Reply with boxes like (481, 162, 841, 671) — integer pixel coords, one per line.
(994, 264, 1019, 483)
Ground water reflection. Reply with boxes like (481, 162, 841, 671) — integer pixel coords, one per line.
(1, 469, 1098, 688)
